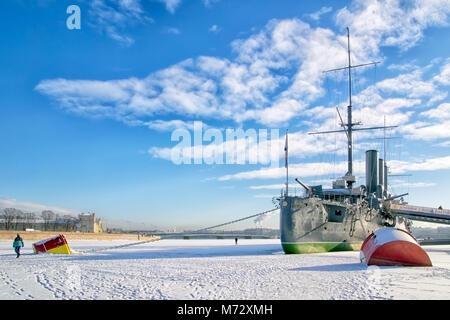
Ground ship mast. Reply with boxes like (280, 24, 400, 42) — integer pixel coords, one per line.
(346, 27, 354, 181)
(309, 28, 393, 189)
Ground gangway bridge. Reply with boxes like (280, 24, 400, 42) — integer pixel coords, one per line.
(390, 203, 450, 225)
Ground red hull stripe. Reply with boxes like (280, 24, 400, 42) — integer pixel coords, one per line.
(361, 228, 432, 267)
(368, 240, 432, 266)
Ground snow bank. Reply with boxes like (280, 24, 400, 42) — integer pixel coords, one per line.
(0, 239, 448, 300)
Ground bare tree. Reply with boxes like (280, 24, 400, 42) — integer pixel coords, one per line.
(61, 215, 77, 231)
(52, 213, 62, 231)
(61, 215, 69, 231)
(0, 208, 12, 230)
(2, 208, 23, 230)
(13, 209, 25, 230)
(41, 210, 55, 231)
(24, 212, 36, 229)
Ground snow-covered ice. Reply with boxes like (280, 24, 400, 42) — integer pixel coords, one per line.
(0, 239, 449, 300)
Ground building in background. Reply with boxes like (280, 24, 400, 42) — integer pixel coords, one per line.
(78, 213, 103, 233)
(0, 209, 103, 233)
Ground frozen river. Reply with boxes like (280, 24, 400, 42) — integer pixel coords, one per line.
(0, 239, 449, 300)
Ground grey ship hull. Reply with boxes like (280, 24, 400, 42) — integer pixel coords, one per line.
(280, 195, 407, 254)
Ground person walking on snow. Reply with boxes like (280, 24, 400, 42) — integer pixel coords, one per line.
(13, 234, 24, 258)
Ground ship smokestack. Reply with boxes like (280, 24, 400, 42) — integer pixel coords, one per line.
(378, 159, 385, 198)
(384, 163, 388, 194)
(365, 150, 379, 194)
(378, 159, 384, 186)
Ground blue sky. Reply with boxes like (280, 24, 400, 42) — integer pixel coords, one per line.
(0, 0, 449, 230)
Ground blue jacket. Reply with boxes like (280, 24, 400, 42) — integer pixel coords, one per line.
(13, 238, 24, 248)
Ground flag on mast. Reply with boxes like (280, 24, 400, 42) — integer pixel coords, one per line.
(284, 130, 288, 168)
(284, 130, 288, 195)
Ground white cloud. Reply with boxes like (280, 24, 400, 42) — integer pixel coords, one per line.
(36, 49, 285, 126)
(0, 198, 79, 216)
(375, 98, 421, 113)
(209, 25, 221, 33)
(140, 119, 196, 131)
(253, 194, 278, 199)
(39, 18, 358, 126)
(202, 0, 220, 7)
(389, 180, 437, 188)
(231, 19, 355, 104)
(36, 60, 222, 121)
(218, 160, 357, 181)
(88, 0, 153, 46)
(400, 120, 450, 140)
(435, 140, 450, 147)
(420, 102, 450, 119)
(389, 156, 450, 174)
(250, 184, 296, 190)
(38, 1, 450, 134)
(376, 69, 437, 99)
(336, 0, 450, 52)
(40, 57, 448, 164)
(148, 146, 173, 161)
(387, 63, 418, 71)
(167, 27, 181, 35)
(147, 124, 356, 167)
(240, 99, 306, 125)
(434, 60, 450, 85)
(217, 154, 450, 182)
(306, 7, 333, 21)
(393, 101, 450, 141)
(254, 180, 436, 190)
(148, 126, 281, 165)
(340, 63, 450, 143)
(157, 0, 182, 13)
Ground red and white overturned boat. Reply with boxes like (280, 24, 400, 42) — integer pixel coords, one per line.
(360, 227, 432, 267)
(33, 234, 72, 255)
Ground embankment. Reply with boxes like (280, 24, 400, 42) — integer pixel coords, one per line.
(0, 230, 159, 241)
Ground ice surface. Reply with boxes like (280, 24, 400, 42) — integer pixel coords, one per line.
(0, 239, 449, 300)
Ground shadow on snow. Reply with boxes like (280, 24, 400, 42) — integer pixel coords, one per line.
(66, 244, 284, 261)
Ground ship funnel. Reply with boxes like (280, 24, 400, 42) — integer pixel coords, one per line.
(365, 150, 379, 194)
(378, 159, 385, 198)
(378, 159, 384, 186)
(384, 163, 388, 194)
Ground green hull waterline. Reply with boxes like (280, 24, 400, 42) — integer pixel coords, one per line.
(282, 242, 362, 254)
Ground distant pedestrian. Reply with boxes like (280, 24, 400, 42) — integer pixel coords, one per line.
(13, 234, 24, 258)
(235, 237, 238, 245)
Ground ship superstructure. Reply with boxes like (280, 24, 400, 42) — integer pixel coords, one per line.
(280, 28, 422, 253)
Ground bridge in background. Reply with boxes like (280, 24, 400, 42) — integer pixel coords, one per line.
(136, 208, 280, 239)
(133, 203, 450, 240)
(391, 204, 450, 225)
(149, 233, 277, 239)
